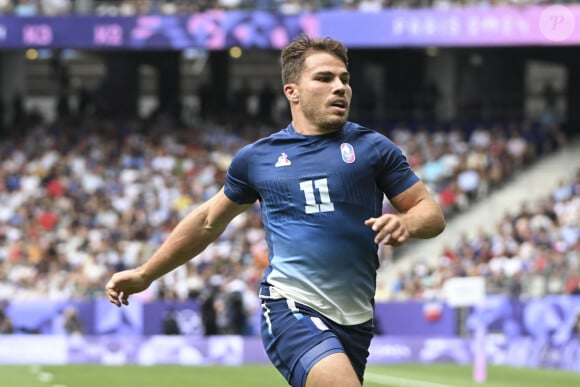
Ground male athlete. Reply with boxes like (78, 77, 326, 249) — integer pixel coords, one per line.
(106, 36, 446, 387)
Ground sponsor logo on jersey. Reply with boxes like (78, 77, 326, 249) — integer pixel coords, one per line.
(275, 152, 292, 167)
(340, 143, 355, 164)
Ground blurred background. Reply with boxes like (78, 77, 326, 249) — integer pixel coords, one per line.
(0, 0, 579, 378)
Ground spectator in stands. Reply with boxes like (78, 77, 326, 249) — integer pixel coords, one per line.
(506, 126, 528, 170)
(395, 166, 580, 301)
(224, 288, 246, 334)
(62, 306, 84, 335)
(14, 0, 38, 15)
(162, 308, 181, 335)
(573, 312, 580, 339)
(41, 0, 71, 15)
(0, 0, 12, 14)
(0, 306, 14, 334)
(200, 281, 220, 335)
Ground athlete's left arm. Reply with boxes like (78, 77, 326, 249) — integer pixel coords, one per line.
(365, 181, 445, 247)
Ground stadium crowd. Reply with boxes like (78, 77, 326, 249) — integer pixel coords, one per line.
(0, 106, 571, 336)
(389, 164, 580, 301)
(0, 0, 573, 16)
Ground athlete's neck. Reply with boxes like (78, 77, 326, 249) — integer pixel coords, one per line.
(291, 120, 343, 136)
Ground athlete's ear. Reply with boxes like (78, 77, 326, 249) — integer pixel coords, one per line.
(284, 84, 298, 104)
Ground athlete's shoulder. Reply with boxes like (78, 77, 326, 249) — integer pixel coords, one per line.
(234, 127, 288, 159)
(344, 121, 396, 145)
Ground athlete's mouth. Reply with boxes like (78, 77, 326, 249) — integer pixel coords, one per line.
(330, 100, 348, 111)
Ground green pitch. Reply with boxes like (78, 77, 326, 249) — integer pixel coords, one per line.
(0, 363, 579, 387)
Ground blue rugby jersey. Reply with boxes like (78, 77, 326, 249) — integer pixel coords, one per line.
(224, 121, 419, 325)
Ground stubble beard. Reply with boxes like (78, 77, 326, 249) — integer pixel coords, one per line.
(304, 104, 349, 133)
(321, 109, 349, 132)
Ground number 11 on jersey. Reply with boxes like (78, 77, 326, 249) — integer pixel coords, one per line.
(299, 178, 335, 214)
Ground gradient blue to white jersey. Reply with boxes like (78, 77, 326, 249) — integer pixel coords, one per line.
(224, 122, 419, 325)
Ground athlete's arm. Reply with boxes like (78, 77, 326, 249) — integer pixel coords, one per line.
(365, 181, 445, 247)
(106, 188, 254, 306)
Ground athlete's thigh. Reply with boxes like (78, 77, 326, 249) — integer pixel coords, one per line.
(261, 298, 343, 386)
(306, 352, 361, 387)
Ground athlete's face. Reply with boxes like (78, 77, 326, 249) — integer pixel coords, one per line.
(286, 51, 352, 134)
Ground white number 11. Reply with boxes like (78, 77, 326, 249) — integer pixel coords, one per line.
(299, 178, 335, 214)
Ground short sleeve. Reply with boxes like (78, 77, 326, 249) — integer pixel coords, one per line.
(224, 144, 260, 204)
(374, 135, 420, 199)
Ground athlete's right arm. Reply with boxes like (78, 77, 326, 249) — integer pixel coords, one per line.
(105, 187, 254, 307)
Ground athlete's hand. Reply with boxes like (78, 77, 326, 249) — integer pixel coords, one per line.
(364, 214, 410, 247)
(105, 269, 151, 307)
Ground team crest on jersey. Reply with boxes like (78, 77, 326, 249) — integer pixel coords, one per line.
(275, 152, 292, 167)
(340, 143, 355, 164)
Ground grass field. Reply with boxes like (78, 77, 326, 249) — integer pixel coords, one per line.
(1, 363, 579, 387)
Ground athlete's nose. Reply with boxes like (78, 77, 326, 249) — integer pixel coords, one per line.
(332, 78, 346, 95)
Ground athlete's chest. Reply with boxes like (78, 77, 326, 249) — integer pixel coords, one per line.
(248, 139, 378, 212)
(251, 139, 371, 181)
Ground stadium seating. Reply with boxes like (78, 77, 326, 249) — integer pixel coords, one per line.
(0, 116, 572, 330)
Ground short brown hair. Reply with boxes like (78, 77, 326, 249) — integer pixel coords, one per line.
(280, 35, 348, 85)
